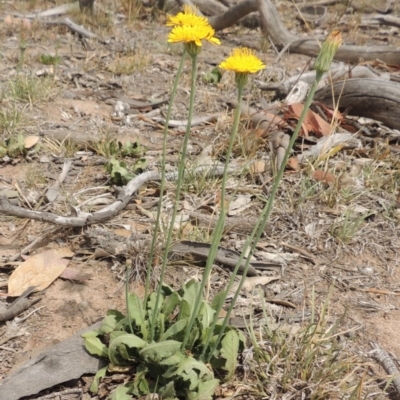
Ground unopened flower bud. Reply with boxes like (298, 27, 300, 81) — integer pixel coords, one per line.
(314, 30, 342, 74)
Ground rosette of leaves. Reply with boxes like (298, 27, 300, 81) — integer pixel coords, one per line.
(83, 280, 245, 400)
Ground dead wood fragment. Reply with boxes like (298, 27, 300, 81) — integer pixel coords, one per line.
(208, 0, 258, 31)
(0, 166, 231, 228)
(369, 341, 400, 397)
(171, 240, 282, 276)
(45, 160, 72, 204)
(0, 286, 40, 322)
(257, 0, 400, 65)
(314, 79, 400, 130)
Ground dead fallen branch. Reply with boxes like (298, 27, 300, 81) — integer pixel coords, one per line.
(314, 78, 400, 130)
(0, 166, 232, 228)
(256, 0, 400, 65)
(369, 341, 400, 397)
(0, 287, 40, 322)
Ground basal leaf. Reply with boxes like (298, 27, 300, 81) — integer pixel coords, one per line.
(198, 302, 215, 330)
(186, 379, 219, 400)
(162, 291, 181, 317)
(211, 290, 227, 311)
(181, 280, 200, 313)
(99, 314, 121, 334)
(84, 337, 108, 358)
(139, 340, 181, 363)
(89, 366, 107, 393)
(160, 318, 188, 341)
(109, 333, 146, 365)
(127, 292, 148, 340)
(81, 329, 99, 339)
(179, 299, 191, 320)
(220, 330, 240, 380)
(110, 384, 132, 400)
(158, 380, 177, 399)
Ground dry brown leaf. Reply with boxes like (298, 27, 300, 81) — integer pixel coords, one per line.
(24, 136, 40, 149)
(287, 157, 299, 170)
(289, 103, 332, 137)
(8, 247, 74, 297)
(59, 268, 92, 282)
(312, 169, 336, 185)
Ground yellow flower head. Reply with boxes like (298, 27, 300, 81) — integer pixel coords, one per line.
(166, 5, 209, 27)
(219, 48, 265, 74)
(168, 24, 221, 48)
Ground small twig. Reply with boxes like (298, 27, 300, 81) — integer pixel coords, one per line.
(0, 345, 16, 352)
(14, 306, 45, 324)
(369, 341, 400, 396)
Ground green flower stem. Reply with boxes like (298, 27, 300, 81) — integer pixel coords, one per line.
(144, 52, 186, 306)
(198, 83, 245, 359)
(149, 52, 198, 342)
(206, 70, 324, 362)
(143, 51, 186, 307)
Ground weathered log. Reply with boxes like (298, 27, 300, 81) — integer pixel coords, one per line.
(314, 79, 400, 130)
(257, 0, 400, 65)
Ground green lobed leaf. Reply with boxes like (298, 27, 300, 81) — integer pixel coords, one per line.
(108, 333, 146, 366)
(89, 366, 107, 393)
(99, 314, 121, 334)
(81, 329, 100, 339)
(127, 292, 148, 340)
(181, 280, 200, 313)
(163, 355, 213, 381)
(84, 337, 108, 358)
(211, 290, 227, 311)
(139, 340, 182, 363)
(162, 291, 181, 317)
(178, 299, 191, 320)
(198, 301, 215, 330)
(160, 318, 188, 341)
(110, 384, 132, 400)
(186, 379, 220, 400)
(158, 380, 177, 399)
(220, 329, 240, 380)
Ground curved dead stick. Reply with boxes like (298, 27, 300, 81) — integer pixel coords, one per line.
(0, 166, 230, 228)
(257, 0, 400, 65)
(315, 78, 400, 130)
(209, 0, 258, 31)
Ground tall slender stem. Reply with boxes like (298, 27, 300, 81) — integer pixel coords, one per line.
(150, 53, 198, 342)
(207, 72, 324, 362)
(198, 83, 244, 358)
(144, 52, 186, 305)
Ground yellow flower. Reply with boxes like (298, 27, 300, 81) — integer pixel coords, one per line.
(166, 5, 209, 27)
(168, 24, 221, 48)
(314, 30, 342, 74)
(219, 48, 265, 74)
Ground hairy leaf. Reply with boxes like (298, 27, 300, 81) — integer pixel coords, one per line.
(139, 340, 181, 363)
(211, 290, 227, 311)
(84, 336, 108, 358)
(109, 333, 146, 365)
(110, 384, 132, 400)
(186, 379, 219, 400)
(220, 330, 240, 380)
(99, 314, 121, 334)
(89, 366, 107, 393)
(162, 291, 181, 317)
(127, 292, 148, 339)
(160, 318, 188, 341)
(199, 302, 215, 329)
(159, 380, 177, 399)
